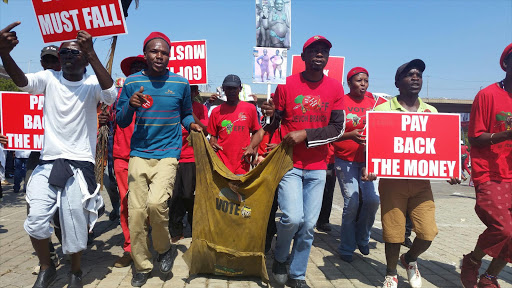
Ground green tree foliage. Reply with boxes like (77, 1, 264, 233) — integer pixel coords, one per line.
(0, 78, 21, 92)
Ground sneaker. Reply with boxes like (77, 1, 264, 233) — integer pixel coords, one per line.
(402, 237, 413, 248)
(316, 222, 331, 232)
(131, 272, 150, 287)
(285, 278, 310, 288)
(358, 244, 370, 255)
(68, 270, 83, 288)
(382, 275, 398, 288)
(158, 246, 177, 273)
(340, 254, 353, 263)
(272, 260, 288, 285)
(477, 273, 501, 288)
(171, 234, 184, 244)
(114, 252, 133, 268)
(460, 253, 481, 288)
(32, 263, 57, 288)
(400, 254, 422, 288)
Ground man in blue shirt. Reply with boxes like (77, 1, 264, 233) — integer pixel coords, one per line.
(116, 31, 201, 287)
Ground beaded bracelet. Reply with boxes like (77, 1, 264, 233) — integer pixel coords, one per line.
(490, 133, 495, 145)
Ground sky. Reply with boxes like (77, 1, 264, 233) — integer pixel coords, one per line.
(1, 0, 511, 100)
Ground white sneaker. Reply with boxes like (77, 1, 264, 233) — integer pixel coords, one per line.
(382, 275, 398, 288)
(400, 254, 422, 288)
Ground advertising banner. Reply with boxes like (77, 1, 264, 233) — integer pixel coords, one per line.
(167, 40, 208, 85)
(31, 0, 127, 43)
(366, 111, 461, 180)
(1, 92, 44, 151)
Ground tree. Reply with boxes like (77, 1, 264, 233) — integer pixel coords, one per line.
(0, 78, 21, 92)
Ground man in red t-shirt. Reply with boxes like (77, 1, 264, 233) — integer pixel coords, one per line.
(262, 35, 345, 287)
(460, 43, 512, 288)
(112, 55, 147, 268)
(208, 75, 264, 174)
(168, 85, 208, 242)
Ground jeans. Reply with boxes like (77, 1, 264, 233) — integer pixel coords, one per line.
(335, 158, 380, 256)
(275, 167, 326, 280)
(14, 158, 28, 192)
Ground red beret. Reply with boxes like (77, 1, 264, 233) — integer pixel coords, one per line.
(303, 35, 332, 53)
(120, 55, 145, 77)
(143, 31, 171, 52)
(500, 43, 512, 71)
(346, 67, 369, 83)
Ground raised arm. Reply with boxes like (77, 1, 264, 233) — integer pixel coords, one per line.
(0, 22, 28, 87)
(77, 30, 113, 90)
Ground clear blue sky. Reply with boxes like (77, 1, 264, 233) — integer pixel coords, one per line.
(1, 0, 511, 99)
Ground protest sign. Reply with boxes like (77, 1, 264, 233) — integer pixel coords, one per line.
(291, 55, 345, 84)
(1, 92, 44, 151)
(366, 111, 461, 180)
(167, 40, 208, 85)
(253, 47, 287, 84)
(31, 0, 127, 43)
(255, 0, 291, 48)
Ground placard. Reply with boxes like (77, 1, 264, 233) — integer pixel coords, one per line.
(291, 55, 345, 84)
(253, 47, 287, 84)
(366, 111, 461, 180)
(167, 40, 208, 85)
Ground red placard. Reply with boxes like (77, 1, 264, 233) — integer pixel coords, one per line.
(291, 55, 345, 84)
(31, 0, 127, 43)
(167, 40, 208, 85)
(1, 92, 44, 151)
(366, 111, 461, 180)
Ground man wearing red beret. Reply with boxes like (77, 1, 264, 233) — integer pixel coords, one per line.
(460, 43, 512, 288)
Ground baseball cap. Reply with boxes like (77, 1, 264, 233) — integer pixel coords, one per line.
(40, 45, 59, 58)
(500, 43, 512, 71)
(143, 31, 171, 52)
(303, 35, 332, 53)
(120, 55, 145, 77)
(222, 74, 242, 87)
(346, 67, 369, 83)
(395, 59, 425, 83)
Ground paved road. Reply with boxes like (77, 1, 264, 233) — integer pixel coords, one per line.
(0, 179, 511, 287)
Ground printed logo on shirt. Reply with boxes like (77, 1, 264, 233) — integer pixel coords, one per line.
(293, 95, 327, 113)
(165, 89, 174, 94)
(347, 113, 362, 127)
(221, 120, 234, 134)
(496, 111, 512, 130)
(142, 95, 153, 109)
(238, 112, 247, 121)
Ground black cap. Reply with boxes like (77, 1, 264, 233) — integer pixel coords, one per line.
(395, 59, 425, 83)
(222, 74, 242, 87)
(41, 45, 59, 58)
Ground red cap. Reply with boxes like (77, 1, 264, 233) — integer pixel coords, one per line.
(346, 67, 369, 83)
(143, 31, 171, 52)
(120, 55, 145, 77)
(500, 43, 512, 71)
(303, 35, 332, 53)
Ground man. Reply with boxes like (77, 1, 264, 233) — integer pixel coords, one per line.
(112, 54, 147, 268)
(263, 35, 346, 288)
(116, 32, 201, 287)
(208, 74, 263, 174)
(0, 22, 117, 288)
(374, 59, 459, 288)
(168, 84, 208, 243)
(460, 43, 512, 288)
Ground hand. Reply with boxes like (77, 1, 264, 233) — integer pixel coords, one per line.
(282, 130, 307, 146)
(0, 134, 7, 145)
(263, 142, 278, 156)
(243, 145, 257, 164)
(0, 21, 20, 56)
(129, 86, 147, 108)
(447, 177, 461, 185)
(261, 98, 275, 118)
(98, 109, 110, 126)
(190, 123, 202, 132)
(208, 94, 219, 103)
(209, 137, 223, 152)
(76, 30, 94, 58)
(361, 167, 377, 181)
(347, 129, 366, 145)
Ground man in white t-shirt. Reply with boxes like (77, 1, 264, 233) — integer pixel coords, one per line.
(0, 22, 117, 288)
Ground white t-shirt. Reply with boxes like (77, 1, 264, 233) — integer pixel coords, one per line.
(15, 150, 31, 158)
(19, 70, 117, 164)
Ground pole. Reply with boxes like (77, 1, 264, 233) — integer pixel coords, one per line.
(266, 83, 271, 124)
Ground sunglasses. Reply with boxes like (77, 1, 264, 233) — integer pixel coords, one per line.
(59, 48, 81, 55)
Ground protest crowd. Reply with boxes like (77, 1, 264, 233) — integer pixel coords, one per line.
(0, 11, 511, 288)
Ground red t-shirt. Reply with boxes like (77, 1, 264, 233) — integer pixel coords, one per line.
(180, 101, 209, 163)
(468, 83, 512, 185)
(113, 88, 135, 160)
(257, 128, 282, 156)
(274, 73, 345, 170)
(326, 143, 335, 165)
(208, 101, 261, 174)
(332, 94, 375, 163)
